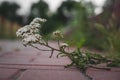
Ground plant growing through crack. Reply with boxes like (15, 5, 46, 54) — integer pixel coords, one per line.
(16, 18, 120, 80)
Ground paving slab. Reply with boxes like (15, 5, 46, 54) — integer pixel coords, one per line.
(0, 51, 71, 66)
(0, 64, 73, 70)
(0, 56, 32, 64)
(32, 58, 71, 65)
(18, 69, 86, 80)
(87, 68, 120, 80)
(0, 68, 19, 80)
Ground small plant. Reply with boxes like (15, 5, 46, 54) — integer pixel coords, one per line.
(16, 18, 120, 80)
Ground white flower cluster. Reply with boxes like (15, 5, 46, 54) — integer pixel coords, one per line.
(60, 43, 68, 48)
(53, 30, 63, 38)
(16, 18, 46, 46)
(52, 30, 68, 49)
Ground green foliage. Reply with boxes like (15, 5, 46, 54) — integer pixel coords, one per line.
(63, 2, 89, 48)
(93, 15, 120, 58)
(76, 38, 86, 48)
(27, 0, 49, 23)
(0, 25, 4, 38)
(42, 0, 79, 34)
(57, 48, 120, 71)
(0, 2, 23, 24)
(41, 15, 64, 35)
(107, 59, 120, 67)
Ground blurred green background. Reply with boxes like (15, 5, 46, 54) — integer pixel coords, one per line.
(0, 0, 120, 58)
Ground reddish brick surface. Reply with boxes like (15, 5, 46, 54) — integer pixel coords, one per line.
(0, 64, 72, 70)
(0, 56, 32, 64)
(32, 57, 71, 66)
(0, 68, 19, 80)
(18, 70, 86, 80)
(87, 68, 120, 80)
(0, 41, 120, 80)
(0, 49, 71, 66)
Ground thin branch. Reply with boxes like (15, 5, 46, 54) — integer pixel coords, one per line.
(57, 40, 60, 49)
(91, 56, 114, 62)
(45, 44, 69, 54)
(30, 44, 51, 51)
(49, 49, 54, 58)
(87, 64, 111, 71)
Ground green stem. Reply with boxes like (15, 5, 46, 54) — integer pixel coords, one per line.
(58, 40, 60, 49)
(44, 43, 72, 59)
(87, 64, 111, 71)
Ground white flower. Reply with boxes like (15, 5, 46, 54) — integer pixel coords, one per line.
(29, 28, 39, 33)
(22, 40, 29, 46)
(22, 33, 33, 38)
(16, 25, 31, 37)
(60, 43, 68, 48)
(23, 35, 37, 42)
(22, 34, 45, 46)
(16, 17, 47, 46)
(30, 23, 41, 29)
(30, 18, 47, 25)
(22, 35, 39, 45)
(35, 34, 42, 40)
(53, 30, 63, 38)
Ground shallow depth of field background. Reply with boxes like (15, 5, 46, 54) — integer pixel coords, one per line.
(0, 0, 120, 59)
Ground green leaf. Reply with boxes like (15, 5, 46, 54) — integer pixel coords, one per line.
(76, 38, 86, 48)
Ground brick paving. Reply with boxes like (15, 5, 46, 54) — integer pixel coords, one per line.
(0, 68, 19, 80)
(0, 40, 120, 80)
(87, 68, 120, 80)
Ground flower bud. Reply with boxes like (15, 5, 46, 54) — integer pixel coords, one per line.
(60, 43, 68, 48)
(53, 30, 63, 38)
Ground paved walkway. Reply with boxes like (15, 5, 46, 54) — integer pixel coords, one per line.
(0, 40, 120, 80)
